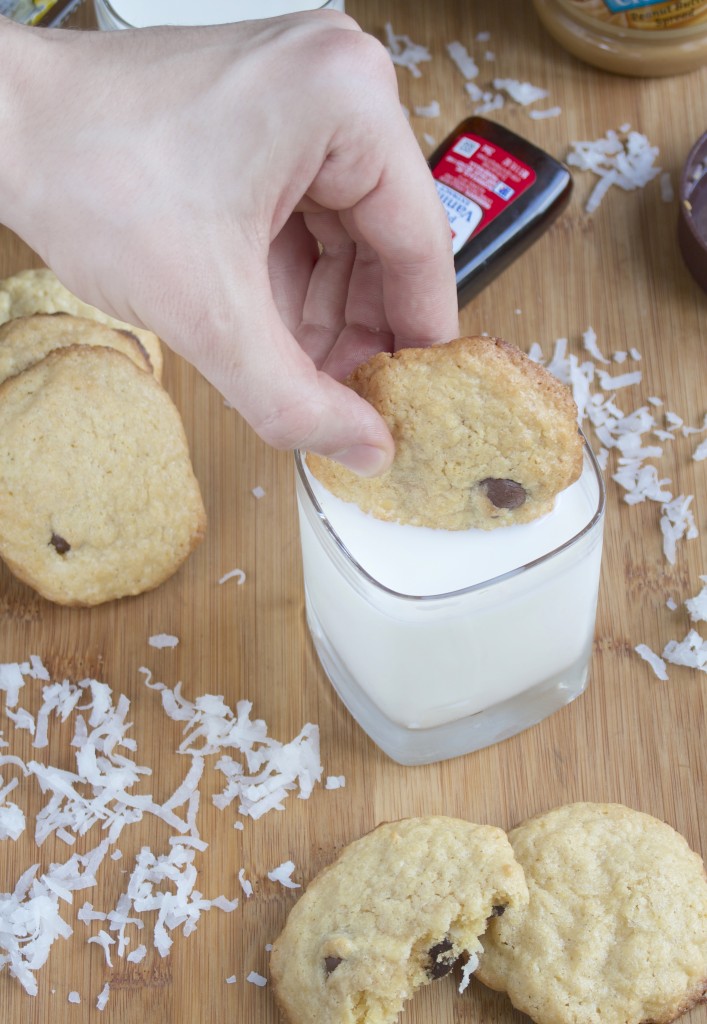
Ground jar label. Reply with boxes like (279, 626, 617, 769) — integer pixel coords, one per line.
(432, 134, 537, 255)
(0, 0, 82, 24)
(566, 0, 707, 30)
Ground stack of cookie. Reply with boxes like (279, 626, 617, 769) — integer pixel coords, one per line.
(0, 269, 206, 607)
(270, 804, 707, 1024)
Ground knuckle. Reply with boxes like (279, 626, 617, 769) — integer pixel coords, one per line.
(320, 28, 396, 91)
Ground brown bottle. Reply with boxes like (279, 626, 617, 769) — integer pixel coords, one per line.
(428, 116, 573, 308)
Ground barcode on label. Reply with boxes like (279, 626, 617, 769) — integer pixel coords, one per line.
(452, 136, 481, 159)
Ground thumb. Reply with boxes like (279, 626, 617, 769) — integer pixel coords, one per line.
(208, 305, 394, 477)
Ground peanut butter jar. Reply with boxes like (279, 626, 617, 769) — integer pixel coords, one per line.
(533, 0, 707, 76)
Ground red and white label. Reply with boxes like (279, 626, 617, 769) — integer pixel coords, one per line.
(432, 133, 537, 254)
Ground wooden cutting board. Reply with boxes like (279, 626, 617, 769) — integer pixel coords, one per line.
(0, 1, 705, 1022)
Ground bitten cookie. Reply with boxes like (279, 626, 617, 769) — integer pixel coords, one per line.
(0, 267, 163, 379)
(0, 313, 152, 384)
(0, 345, 206, 606)
(307, 336, 583, 531)
(476, 803, 707, 1024)
(270, 816, 529, 1024)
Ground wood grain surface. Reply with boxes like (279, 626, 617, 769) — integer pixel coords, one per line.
(0, 1, 705, 1022)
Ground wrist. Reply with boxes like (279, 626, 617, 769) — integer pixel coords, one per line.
(0, 18, 68, 239)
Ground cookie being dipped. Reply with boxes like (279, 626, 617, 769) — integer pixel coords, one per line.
(307, 336, 583, 531)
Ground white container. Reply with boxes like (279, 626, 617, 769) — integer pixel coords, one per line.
(295, 442, 605, 765)
(94, 0, 344, 30)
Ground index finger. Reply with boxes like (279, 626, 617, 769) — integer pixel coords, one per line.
(340, 113, 460, 350)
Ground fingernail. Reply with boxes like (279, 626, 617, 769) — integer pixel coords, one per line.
(333, 444, 390, 477)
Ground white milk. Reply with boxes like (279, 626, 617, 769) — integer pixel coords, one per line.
(94, 0, 344, 29)
(296, 449, 605, 764)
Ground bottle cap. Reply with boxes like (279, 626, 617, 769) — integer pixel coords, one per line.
(678, 132, 707, 295)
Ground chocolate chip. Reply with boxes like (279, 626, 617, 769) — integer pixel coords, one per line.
(482, 478, 527, 510)
(428, 937, 456, 979)
(491, 904, 506, 917)
(49, 533, 71, 555)
(324, 956, 342, 976)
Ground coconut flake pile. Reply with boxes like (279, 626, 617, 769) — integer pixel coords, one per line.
(393, 31, 561, 121)
(0, 659, 336, 999)
(567, 126, 661, 213)
(142, 672, 322, 822)
(532, 328, 707, 680)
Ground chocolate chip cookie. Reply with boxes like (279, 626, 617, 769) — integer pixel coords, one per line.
(270, 816, 528, 1024)
(0, 345, 205, 606)
(307, 336, 583, 531)
(0, 267, 163, 379)
(476, 803, 707, 1024)
(0, 313, 152, 384)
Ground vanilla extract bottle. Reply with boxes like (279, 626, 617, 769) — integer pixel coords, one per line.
(429, 117, 573, 307)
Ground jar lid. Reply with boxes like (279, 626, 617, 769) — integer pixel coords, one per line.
(678, 132, 707, 295)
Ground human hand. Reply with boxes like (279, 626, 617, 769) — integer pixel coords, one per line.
(0, 12, 458, 474)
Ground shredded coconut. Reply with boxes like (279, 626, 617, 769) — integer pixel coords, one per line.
(660, 495, 698, 565)
(238, 869, 254, 899)
(143, 677, 322, 821)
(0, 663, 26, 708)
(96, 983, 110, 1010)
(660, 172, 675, 202)
(226, 974, 237, 984)
(325, 775, 346, 790)
(582, 326, 609, 364)
(0, 775, 26, 840)
(251, 486, 266, 499)
(474, 93, 504, 115)
(267, 861, 300, 890)
(529, 106, 562, 119)
(685, 577, 707, 622)
(597, 368, 643, 391)
(148, 634, 179, 650)
(634, 644, 669, 681)
(413, 100, 440, 118)
(218, 569, 246, 586)
(493, 78, 548, 105)
(384, 23, 431, 78)
(246, 971, 267, 987)
(446, 40, 479, 79)
(0, 658, 332, 997)
(693, 437, 707, 462)
(458, 951, 479, 993)
(68, 991, 81, 1004)
(567, 127, 661, 213)
(663, 630, 707, 672)
(88, 929, 115, 967)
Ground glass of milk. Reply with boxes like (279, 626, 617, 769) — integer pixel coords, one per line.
(295, 442, 605, 765)
(93, 0, 344, 29)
